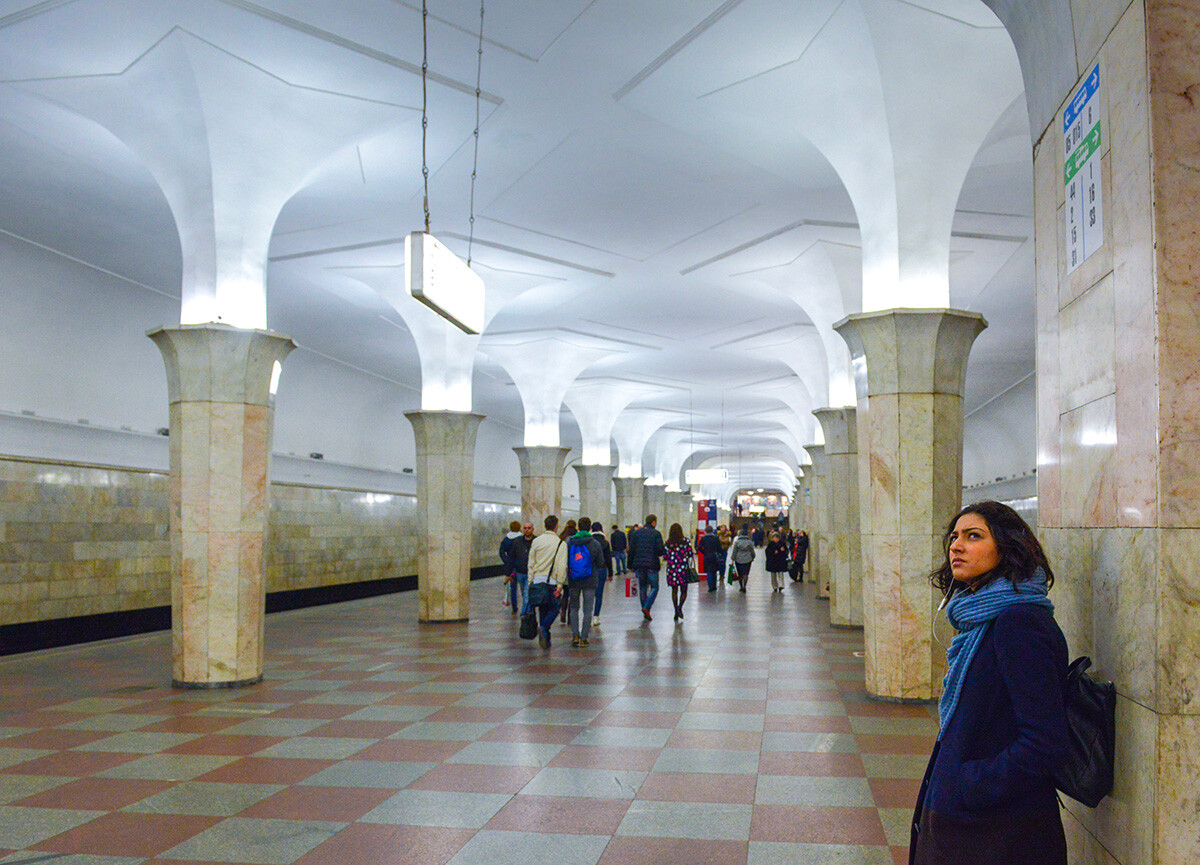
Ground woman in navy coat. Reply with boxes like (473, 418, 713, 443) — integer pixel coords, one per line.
(910, 501, 1069, 865)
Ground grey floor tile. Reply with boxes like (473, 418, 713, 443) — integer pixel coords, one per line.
(0, 748, 55, 769)
(445, 829, 609, 865)
(507, 708, 600, 726)
(95, 753, 238, 781)
(252, 737, 375, 759)
(73, 731, 200, 753)
(0, 728, 31, 740)
(766, 700, 848, 716)
(761, 732, 859, 753)
(848, 716, 939, 736)
(214, 718, 330, 737)
(546, 683, 626, 697)
(860, 754, 930, 779)
(50, 698, 148, 714)
(0, 773, 71, 804)
(0, 805, 103, 847)
(755, 775, 875, 806)
(521, 767, 645, 799)
(878, 807, 914, 845)
(447, 740, 565, 767)
(360, 789, 510, 828)
(0, 853, 143, 865)
(390, 722, 498, 741)
(618, 799, 752, 840)
(56, 714, 166, 732)
(302, 691, 393, 705)
(748, 842, 894, 865)
(159, 817, 344, 864)
(604, 696, 690, 712)
(569, 726, 672, 749)
(406, 682, 486, 694)
(123, 781, 285, 816)
(341, 704, 439, 722)
(651, 748, 759, 775)
(677, 712, 766, 732)
(452, 693, 538, 709)
(366, 670, 439, 683)
(690, 687, 769, 701)
(298, 760, 436, 788)
(270, 679, 348, 691)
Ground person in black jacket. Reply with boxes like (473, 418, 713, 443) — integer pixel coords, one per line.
(696, 526, 723, 592)
(626, 514, 666, 621)
(789, 530, 809, 582)
(910, 501, 1069, 865)
(507, 522, 534, 614)
(609, 525, 627, 575)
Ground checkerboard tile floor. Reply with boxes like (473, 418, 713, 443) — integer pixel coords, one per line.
(0, 561, 937, 864)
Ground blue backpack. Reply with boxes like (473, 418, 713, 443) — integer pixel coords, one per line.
(566, 537, 593, 581)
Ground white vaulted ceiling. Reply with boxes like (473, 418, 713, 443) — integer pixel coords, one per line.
(0, 0, 1036, 500)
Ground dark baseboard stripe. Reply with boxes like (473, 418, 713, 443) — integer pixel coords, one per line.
(0, 564, 506, 656)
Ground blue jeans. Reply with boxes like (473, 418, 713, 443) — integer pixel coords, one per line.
(705, 562, 720, 591)
(612, 550, 627, 574)
(594, 572, 608, 616)
(510, 572, 528, 612)
(636, 569, 659, 611)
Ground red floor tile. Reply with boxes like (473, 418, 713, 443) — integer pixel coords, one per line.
(856, 734, 935, 755)
(597, 836, 748, 865)
(15, 777, 173, 810)
(480, 723, 582, 744)
(485, 794, 631, 835)
(0, 728, 109, 749)
(590, 710, 681, 728)
(636, 772, 757, 804)
(686, 698, 768, 714)
(757, 751, 866, 777)
(162, 734, 286, 756)
(665, 730, 763, 751)
(306, 719, 409, 739)
(293, 823, 474, 865)
(33, 812, 218, 857)
(270, 703, 357, 719)
(138, 715, 245, 734)
(1, 750, 138, 777)
(351, 739, 466, 762)
(869, 777, 923, 809)
(241, 785, 396, 821)
(750, 805, 886, 845)
(407, 763, 539, 794)
(379, 693, 462, 707)
(194, 756, 335, 784)
(762, 715, 853, 733)
(420, 706, 520, 724)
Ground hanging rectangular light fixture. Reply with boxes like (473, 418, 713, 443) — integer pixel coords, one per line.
(685, 468, 728, 484)
(406, 232, 485, 334)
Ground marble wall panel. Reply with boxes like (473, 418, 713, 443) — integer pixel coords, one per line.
(1157, 712, 1200, 861)
(1041, 526, 1096, 659)
(1157, 528, 1200, 715)
(1034, 140, 1064, 529)
(866, 394, 901, 537)
(1059, 274, 1116, 414)
(1058, 395, 1118, 527)
(1088, 527, 1157, 707)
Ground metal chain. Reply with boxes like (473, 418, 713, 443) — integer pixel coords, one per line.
(467, 0, 484, 267)
(420, 0, 430, 234)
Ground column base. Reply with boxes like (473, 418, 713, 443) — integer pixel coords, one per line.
(173, 674, 264, 690)
(418, 617, 469, 625)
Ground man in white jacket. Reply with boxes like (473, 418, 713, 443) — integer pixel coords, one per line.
(526, 514, 568, 648)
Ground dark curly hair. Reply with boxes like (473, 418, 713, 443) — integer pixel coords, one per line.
(929, 500, 1054, 595)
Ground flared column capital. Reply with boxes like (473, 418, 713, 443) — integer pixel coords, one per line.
(812, 407, 858, 456)
(833, 308, 986, 398)
(405, 411, 485, 456)
(148, 324, 295, 406)
(513, 445, 571, 479)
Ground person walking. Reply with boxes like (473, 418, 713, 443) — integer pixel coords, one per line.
(730, 525, 755, 592)
(507, 521, 534, 613)
(717, 524, 731, 581)
(557, 519, 576, 624)
(663, 522, 695, 621)
(627, 513, 666, 620)
(765, 530, 789, 592)
(564, 517, 603, 648)
(790, 529, 809, 582)
(697, 526, 723, 592)
(609, 524, 627, 576)
(590, 522, 613, 628)
(526, 515, 567, 649)
(910, 500, 1069, 865)
(498, 520, 522, 613)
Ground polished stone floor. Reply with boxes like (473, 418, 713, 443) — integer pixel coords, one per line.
(0, 560, 936, 864)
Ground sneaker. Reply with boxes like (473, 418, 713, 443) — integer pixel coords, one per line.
(580, 639, 589, 648)
(592, 616, 600, 627)
(642, 608, 652, 621)
(538, 628, 550, 649)
(571, 636, 580, 647)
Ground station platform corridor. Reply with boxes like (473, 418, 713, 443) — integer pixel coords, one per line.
(0, 560, 938, 865)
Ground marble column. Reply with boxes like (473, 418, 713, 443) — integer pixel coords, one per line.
(802, 445, 828, 596)
(407, 411, 484, 623)
(677, 492, 696, 535)
(514, 446, 570, 530)
(643, 482, 667, 526)
(1025, 5, 1200, 860)
(813, 407, 863, 628)
(148, 324, 294, 688)
(835, 309, 985, 701)
(573, 463, 614, 528)
(613, 476, 645, 531)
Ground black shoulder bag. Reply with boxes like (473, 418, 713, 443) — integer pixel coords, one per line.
(1054, 656, 1115, 808)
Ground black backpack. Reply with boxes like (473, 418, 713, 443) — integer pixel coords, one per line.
(1054, 656, 1115, 808)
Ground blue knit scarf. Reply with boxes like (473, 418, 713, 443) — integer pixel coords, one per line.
(937, 568, 1053, 737)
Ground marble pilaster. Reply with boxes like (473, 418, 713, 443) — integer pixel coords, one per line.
(802, 445, 827, 594)
(573, 463, 615, 529)
(407, 411, 484, 623)
(148, 324, 294, 688)
(514, 446, 571, 531)
(643, 482, 667, 527)
(813, 407, 863, 628)
(835, 309, 985, 701)
(677, 491, 696, 535)
(613, 476, 646, 532)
